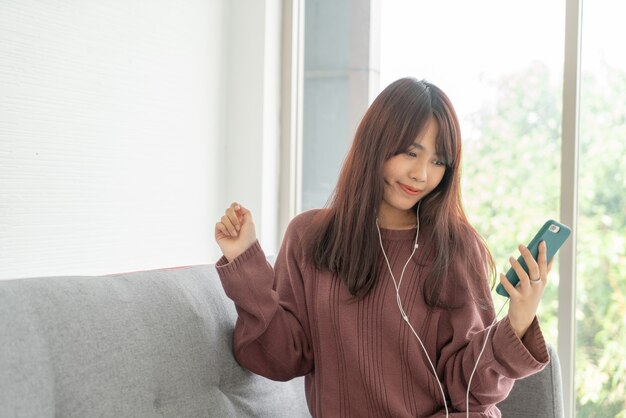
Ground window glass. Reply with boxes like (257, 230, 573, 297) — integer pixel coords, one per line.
(381, 0, 565, 343)
(577, 0, 626, 415)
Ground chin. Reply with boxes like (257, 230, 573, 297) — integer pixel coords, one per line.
(395, 200, 419, 212)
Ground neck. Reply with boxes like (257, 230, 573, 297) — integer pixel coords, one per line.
(376, 201, 421, 230)
(376, 217, 416, 230)
(376, 208, 417, 229)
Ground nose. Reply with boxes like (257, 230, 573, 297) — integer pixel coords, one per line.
(410, 160, 427, 183)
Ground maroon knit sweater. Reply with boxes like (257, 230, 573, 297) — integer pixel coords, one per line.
(216, 210, 549, 417)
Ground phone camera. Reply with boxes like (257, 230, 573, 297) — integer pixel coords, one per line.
(549, 224, 560, 233)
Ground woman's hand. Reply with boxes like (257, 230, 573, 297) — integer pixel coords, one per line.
(499, 241, 554, 339)
(214, 202, 257, 263)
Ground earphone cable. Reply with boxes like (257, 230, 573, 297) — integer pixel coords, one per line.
(464, 298, 509, 416)
(376, 202, 451, 417)
(376, 201, 512, 418)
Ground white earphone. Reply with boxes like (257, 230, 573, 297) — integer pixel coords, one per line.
(375, 201, 504, 418)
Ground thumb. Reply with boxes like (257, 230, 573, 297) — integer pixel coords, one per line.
(236, 203, 254, 227)
(237, 204, 254, 224)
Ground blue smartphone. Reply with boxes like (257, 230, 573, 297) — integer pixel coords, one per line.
(496, 220, 572, 297)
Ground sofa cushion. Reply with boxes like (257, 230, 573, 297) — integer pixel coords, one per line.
(0, 265, 311, 418)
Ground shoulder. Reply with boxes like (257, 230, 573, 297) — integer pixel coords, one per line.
(447, 221, 493, 305)
(456, 221, 487, 260)
(291, 208, 324, 225)
(280, 209, 328, 267)
(286, 208, 327, 238)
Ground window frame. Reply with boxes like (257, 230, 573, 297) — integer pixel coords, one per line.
(559, 0, 583, 416)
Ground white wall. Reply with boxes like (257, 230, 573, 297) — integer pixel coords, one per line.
(0, 0, 282, 280)
(222, 0, 282, 259)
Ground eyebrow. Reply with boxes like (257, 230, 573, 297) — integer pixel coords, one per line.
(409, 142, 435, 153)
(409, 142, 444, 159)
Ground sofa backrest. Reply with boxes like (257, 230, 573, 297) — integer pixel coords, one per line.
(0, 265, 311, 418)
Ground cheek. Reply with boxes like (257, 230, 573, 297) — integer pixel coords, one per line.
(429, 168, 446, 189)
(382, 159, 399, 182)
(382, 167, 391, 181)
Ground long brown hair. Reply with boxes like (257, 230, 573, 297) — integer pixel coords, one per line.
(303, 78, 495, 308)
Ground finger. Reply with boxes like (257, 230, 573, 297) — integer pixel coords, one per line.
(538, 241, 548, 284)
(220, 214, 238, 237)
(225, 207, 242, 232)
(509, 255, 530, 290)
(236, 203, 248, 216)
(230, 202, 242, 219)
(499, 273, 518, 297)
(236, 204, 254, 225)
(215, 222, 232, 238)
(519, 244, 540, 281)
(230, 202, 247, 230)
(519, 244, 540, 283)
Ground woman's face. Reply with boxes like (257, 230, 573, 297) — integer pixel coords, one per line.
(378, 117, 446, 229)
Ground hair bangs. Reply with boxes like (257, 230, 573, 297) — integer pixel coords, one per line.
(388, 95, 433, 158)
(434, 113, 457, 170)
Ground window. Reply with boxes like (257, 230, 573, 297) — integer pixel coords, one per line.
(378, 0, 626, 416)
(576, 0, 626, 415)
(294, 0, 625, 415)
(381, 0, 565, 342)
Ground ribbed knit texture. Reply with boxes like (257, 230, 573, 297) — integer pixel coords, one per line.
(216, 210, 549, 417)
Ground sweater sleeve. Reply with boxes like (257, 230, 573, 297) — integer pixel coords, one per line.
(436, 282, 550, 413)
(215, 217, 313, 381)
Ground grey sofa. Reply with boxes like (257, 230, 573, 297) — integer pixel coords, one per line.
(0, 264, 563, 417)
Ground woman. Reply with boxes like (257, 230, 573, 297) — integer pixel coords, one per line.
(214, 78, 550, 417)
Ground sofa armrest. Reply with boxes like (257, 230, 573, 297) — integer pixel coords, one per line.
(497, 343, 564, 417)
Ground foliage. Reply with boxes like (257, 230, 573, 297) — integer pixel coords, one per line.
(461, 62, 626, 416)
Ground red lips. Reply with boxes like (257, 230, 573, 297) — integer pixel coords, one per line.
(398, 183, 423, 196)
